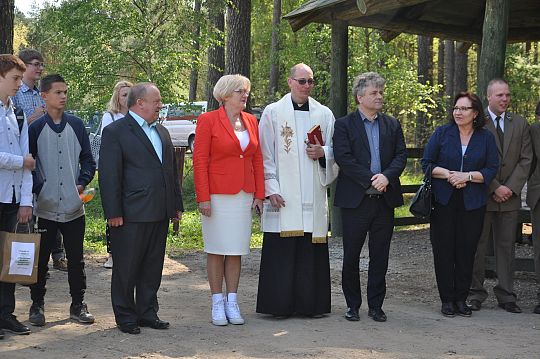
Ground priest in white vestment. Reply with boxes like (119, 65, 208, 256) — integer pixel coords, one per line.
(256, 63, 338, 317)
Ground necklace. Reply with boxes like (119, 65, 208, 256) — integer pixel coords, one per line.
(234, 117, 242, 131)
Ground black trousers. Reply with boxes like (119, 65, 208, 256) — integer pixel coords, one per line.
(430, 190, 485, 302)
(256, 232, 331, 316)
(110, 220, 168, 325)
(341, 196, 394, 310)
(30, 216, 87, 305)
(0, 202, 19, 317)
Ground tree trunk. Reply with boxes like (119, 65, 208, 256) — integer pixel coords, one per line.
(454, 45, 468, 94)
(225, 0, 251, 77)
(477, 0, 509, 106)
(329, 20, 348, 237)
(437, 40, 445, 93)
(0, 0, 15, 54)
(444, 40, 455, 115)
(267, 0, 281, 103)
(415, 35, 433, 147)
(206, 0, 225, 111)
(188, 0, 202, 102)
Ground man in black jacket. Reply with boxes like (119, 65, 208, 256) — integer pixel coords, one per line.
(99, 82, 183, 334)
(333, 72, 407, 322)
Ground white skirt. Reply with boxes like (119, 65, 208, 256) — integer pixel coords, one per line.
(201, 190, 253, 255)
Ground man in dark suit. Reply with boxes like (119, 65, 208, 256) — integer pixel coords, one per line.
(99, 82, 183, 334)
(468, 78, 531, 313)
(333, 72, 407, 322)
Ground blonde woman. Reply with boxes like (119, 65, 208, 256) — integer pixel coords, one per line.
(101, 80, 133, 269)
(193, 75, 264, 325)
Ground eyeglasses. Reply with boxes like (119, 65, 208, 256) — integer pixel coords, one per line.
(452, 106, 473, 112)
(292, 78, 315, 86)
(233, 89, 250, 96)
(26, 62, 46, 69)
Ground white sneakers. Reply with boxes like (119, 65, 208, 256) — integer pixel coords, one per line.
(225, 300, 245, 325)
(103, 255, 113, 269)
(211, 296, 228, 326)
(211, 293, 244, 326)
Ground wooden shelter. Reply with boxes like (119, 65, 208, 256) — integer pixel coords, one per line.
(284, 0, 540, 43)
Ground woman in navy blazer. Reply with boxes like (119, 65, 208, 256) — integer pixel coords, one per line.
(422, 92, 499, 318)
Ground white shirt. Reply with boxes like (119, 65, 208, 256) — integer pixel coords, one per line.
(0, 98, 33, 206)
(235, 130, 250, 152)
(100, 111, 125, 135)
(488, 107, 505, 132)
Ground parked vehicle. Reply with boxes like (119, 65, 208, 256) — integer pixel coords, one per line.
(159, 102, 207, 152)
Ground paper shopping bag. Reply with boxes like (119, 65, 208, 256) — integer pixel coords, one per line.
(0, 229, 41, 285)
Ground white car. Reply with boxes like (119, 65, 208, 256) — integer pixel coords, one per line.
(159, 102, 207, 151)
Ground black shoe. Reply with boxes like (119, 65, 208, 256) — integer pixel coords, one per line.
(0, 314, 31, 335)
(468, 299, 481, 311)
(137, 318, 169, 329)
(118, 323, 140, 334)
(368, 308, 387, 322)
(454, 301, 472, 317)
(70, 303, 95, 324)
(441, 302, 455, 317)
(498, 302, 522, 313)
(29, 303, 45, 327)
(0, 328, 4, 339)
(534, 304, 540, 314)
(344, 308, 360, 321)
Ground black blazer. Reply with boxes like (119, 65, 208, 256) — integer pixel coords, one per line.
(333, 110, 407, 209)
(98, 113, 183, 222)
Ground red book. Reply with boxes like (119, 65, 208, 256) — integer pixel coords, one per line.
(307, 124, 324, 145)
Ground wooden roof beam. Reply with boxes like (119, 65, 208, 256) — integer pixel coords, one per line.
(355, 0, 430, 15)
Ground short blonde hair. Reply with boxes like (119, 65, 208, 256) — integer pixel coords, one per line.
(107, 80, 133, 113)
(213, 74, 251, 104)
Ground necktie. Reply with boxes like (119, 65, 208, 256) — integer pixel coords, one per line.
(495, 116, 504, 148)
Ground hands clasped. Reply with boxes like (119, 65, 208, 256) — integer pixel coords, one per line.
(447, 171, 468, 189)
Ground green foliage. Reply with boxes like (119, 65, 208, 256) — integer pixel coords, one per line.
(505, 44, 540, 120)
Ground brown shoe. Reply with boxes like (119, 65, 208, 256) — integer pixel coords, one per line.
(498, 302, 522, 313)
(53, 258, 68, 272)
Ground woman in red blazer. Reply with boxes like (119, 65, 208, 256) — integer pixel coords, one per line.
(193, 74, 264, 326)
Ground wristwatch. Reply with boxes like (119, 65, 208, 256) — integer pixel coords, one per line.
(468, 172, 473, 182)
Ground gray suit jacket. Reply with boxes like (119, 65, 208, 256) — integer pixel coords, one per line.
(526, 122, 540, 209)
(485, 110, 532, 212)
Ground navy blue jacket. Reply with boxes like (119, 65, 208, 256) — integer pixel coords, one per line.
(421, 123, 499, 210)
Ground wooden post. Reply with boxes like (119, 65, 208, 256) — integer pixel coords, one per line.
(476, 0, 509, 105)
(173, 147, 186, 234)
(329, 20, 348, 237)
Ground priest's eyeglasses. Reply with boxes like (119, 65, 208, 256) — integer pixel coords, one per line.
(292, 78, 315, 86)
(452, 106, 473, 112)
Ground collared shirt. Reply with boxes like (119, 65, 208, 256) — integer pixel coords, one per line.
(0, 98, 33, 206)
(488, 107, 505, 132)
(129, 110, 162, 163)
(12, 81, 45, 118)
(292, 99, 309, 111)
(359, 110, 381, 174)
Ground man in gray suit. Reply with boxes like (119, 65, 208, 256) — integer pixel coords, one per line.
(468, 78, 532, 313)
(526, 102, 540, 314)
(99, 83, 183, 334)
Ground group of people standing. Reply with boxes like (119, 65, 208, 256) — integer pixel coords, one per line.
(1, 49, 539, 340)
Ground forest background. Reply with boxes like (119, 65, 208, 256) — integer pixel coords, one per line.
(3, 0, 540, 248)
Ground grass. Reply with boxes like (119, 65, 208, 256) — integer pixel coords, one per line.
(83, 158, 424, 253)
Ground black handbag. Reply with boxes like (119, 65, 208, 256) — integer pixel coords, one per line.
(409, 165, 433, 219)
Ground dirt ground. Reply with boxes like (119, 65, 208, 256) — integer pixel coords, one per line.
(1, 228, 539, 359)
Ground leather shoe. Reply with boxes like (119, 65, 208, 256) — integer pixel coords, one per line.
(344, 308, 360, 321)
(118, 323, 140, 334)
(468, 299, 481, 311)
(368, 308, 387, 322)
(138, 318, 170, 329)
(441, 302, 455, 317)
(454, 301, 472, 317)
(534, 304, 540, 314)
(498, 302, 522, 313)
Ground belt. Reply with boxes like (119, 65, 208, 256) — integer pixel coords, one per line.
(365, 194, 383, 199)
